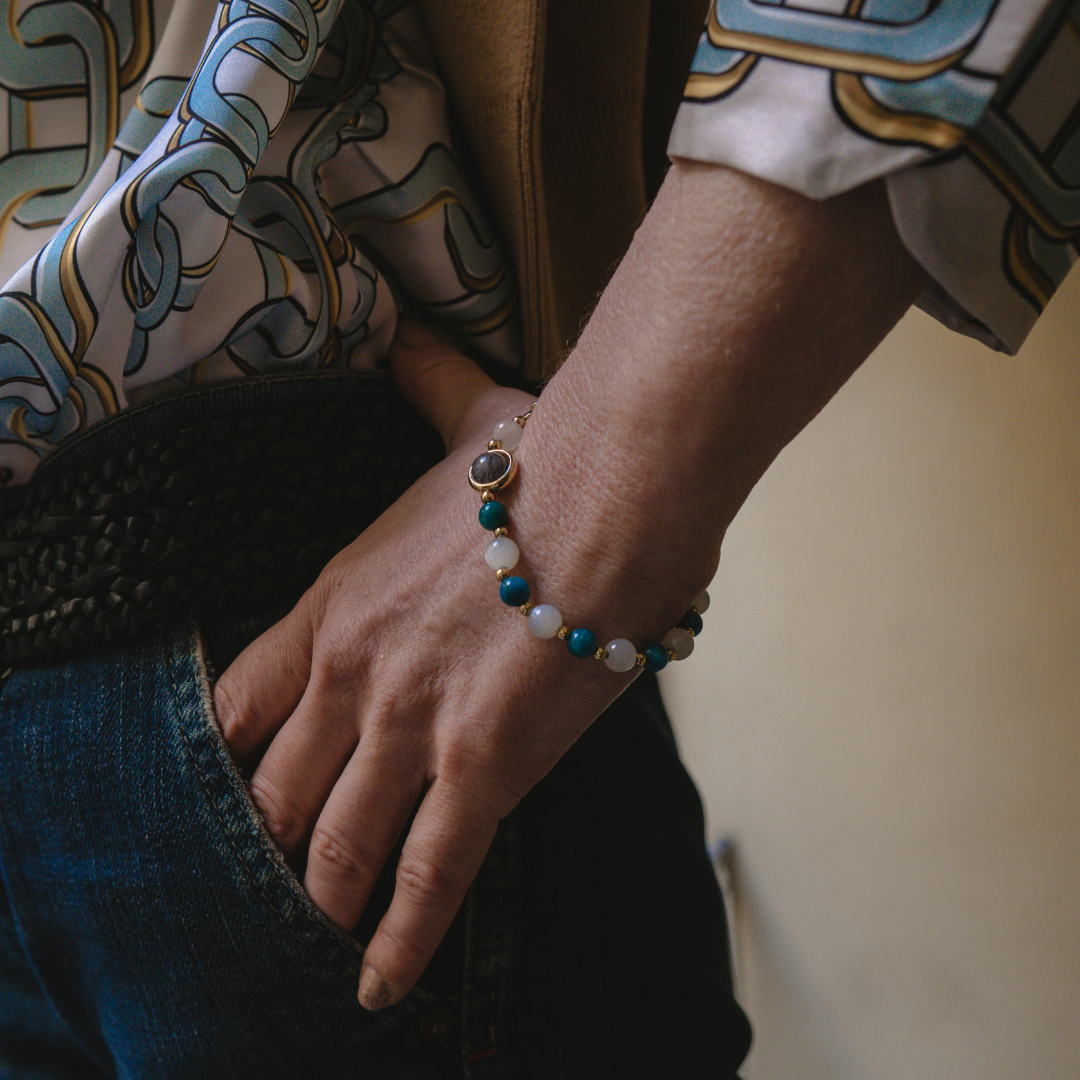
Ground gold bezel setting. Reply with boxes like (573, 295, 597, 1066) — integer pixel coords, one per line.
(468, 448, 517, 492)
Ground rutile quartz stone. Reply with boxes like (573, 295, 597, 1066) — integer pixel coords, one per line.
(470, 450, 512, 488)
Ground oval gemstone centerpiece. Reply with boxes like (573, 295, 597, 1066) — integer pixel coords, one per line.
(469, 449, 515, 490)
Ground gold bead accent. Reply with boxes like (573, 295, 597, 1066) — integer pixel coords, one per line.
(667, 648, 676, 662)
(488, 439, 502, 450)
(496, 568, 510, 581)
(593, 647, 607, 661)
(481, 490, 495, 503)
(519, 603, 533, 615)
(635, 652, 647, 667)
(493, 527, 508, 538)
(557, 626, 570, 640)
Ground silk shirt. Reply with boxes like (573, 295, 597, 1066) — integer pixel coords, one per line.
(0, 0, 518, 485)
(669, 0, 1079, 354)
(0, 0, 1074, 484)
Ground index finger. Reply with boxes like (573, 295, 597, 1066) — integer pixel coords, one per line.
(388, 320, 496, 450)
(356, 781, 500, 1010)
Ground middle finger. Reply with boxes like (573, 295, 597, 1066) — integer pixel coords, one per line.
(304, 734, 425, 932)
(248, 680, 365, 864)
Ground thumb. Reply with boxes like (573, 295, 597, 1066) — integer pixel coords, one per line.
(389, 320, 496, 450)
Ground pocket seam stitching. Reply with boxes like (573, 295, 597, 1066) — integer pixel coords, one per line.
(169, 625, 366, 977)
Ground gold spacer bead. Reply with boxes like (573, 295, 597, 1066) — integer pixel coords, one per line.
(481, 490, 495, 503)
(496, 568, 510, 581)
(687, 628, 696, 637)
(519, 603, 533, 615)
(557, 626, 570, 640)
(488, 439, 502, 450)
(635, 652, 647, 667)
(493, 527, 508, 538)
(667, 648, 677, 662)
(593, 647, 607, 661)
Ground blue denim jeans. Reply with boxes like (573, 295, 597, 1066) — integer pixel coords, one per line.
(0, 614, 750, 1078)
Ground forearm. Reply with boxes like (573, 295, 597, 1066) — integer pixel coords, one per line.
(218, 160, 929, 1012)
(515, 161, 927, 632)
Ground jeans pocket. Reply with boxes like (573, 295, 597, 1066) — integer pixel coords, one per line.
(0, 622, 465, 1078)
(166, 622, 366, 978)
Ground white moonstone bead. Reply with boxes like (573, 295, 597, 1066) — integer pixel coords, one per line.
(484, 536, 520, 571)
(491, 418, 523, 451)
(528, 604, 563, 639)
(692, 589, 711, 614)
(604, 638, 638, 673)
(662, 627, 695, 661)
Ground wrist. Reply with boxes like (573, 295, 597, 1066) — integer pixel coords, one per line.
(476, 401, 723, 655)
(466, 405, 716, 671)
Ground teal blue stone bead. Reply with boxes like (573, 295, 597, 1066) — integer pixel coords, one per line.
(500, 576, 530, 606)
(567, 628, 597, 658)
(677, 610, 704, 636)
(643, 643, 668, 673)
(478, 501, 509, 530)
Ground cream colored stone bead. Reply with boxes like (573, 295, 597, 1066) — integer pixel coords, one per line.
(484, 536, 519, 571)
(604, 638, 638, 673)
(491, 418, 523, 451)
(662, 627, 695, 661)
(527, 604, 563, 639)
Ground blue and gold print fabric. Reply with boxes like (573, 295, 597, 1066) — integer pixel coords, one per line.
(669, 0, 1079, 353)
(0, 0, 517, 484)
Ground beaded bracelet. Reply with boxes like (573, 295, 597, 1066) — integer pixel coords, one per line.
(468, 405, 709, 673)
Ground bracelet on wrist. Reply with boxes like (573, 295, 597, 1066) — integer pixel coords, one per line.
(467, 405, 708, 673)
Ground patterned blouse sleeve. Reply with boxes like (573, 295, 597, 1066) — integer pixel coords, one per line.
(666, 0, 1080, 354)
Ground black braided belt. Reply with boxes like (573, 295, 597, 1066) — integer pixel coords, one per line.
(0, 371, 443, 666)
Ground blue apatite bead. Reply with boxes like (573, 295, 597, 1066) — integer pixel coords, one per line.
(677, 610, 704, 636)
(478, 501, 509, 531)
(500, 576, 530, 606)
(643, 643, 669, 673)
(567, 628, 598, 658)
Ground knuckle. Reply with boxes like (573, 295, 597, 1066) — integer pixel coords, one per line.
(435, 735, 502, 795)
(436, 741, 527, 820)
(309, 825, 381, 883)
(213, 677, 252, 744)
(248, 775, 307, 849)
(374, 924, 428, 977)
(396, 853, 456, 903)
(435, 739, 479, 784)
(309, 560, 347, 608)
(311, 627, 366, 694)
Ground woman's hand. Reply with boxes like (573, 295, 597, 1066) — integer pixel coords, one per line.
(213, 324, 710, 1010)
(213, 158, 925, 1012)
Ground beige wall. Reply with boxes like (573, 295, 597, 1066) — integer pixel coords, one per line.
(661, 270, 1080, 1079)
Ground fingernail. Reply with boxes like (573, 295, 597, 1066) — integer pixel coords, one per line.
(358, 962, 393, 1011)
